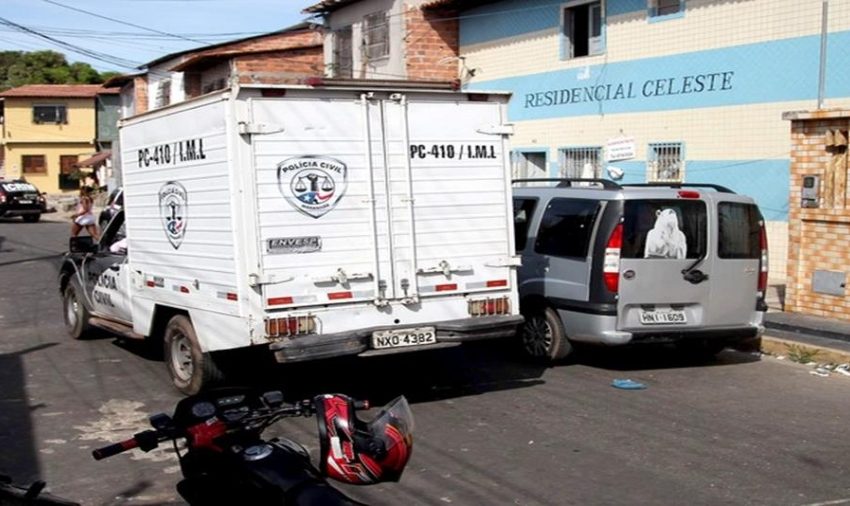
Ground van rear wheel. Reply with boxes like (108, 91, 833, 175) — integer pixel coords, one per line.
(163, 315, 223, 395)
(521, 306, 572, 361)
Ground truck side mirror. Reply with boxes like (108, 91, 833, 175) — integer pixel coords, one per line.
(69, 236, 97, 253)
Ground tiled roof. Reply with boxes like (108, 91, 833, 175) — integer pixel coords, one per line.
(0, 84, 119, 98)
(303, 0, 361, 14)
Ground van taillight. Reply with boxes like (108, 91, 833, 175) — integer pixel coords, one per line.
(758, 221, 769, 293)
(604, 223, 623, 293)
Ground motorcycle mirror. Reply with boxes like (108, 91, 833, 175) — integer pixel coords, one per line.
(149, 413, 174, 431)
(262, 391, 284, 407)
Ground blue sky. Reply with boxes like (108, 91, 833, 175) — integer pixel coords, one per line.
(0, 0, 320, 72)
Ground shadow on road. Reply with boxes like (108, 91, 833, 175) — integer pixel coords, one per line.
(0, 343, 61, 484)
(571, 343, 761, 371)
(109, 337, 548, 407)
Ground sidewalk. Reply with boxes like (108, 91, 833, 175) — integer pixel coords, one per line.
(761, 284, 850, 366)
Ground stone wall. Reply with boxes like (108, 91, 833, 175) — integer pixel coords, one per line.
(784, 109, 850, 319)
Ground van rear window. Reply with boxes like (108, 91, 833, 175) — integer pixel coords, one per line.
(718, 202, 761, 259)
(535, 198, 601, 259)
(622, 200, 707, 259)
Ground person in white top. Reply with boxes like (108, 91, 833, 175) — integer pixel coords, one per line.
(71, 187, 99, 241)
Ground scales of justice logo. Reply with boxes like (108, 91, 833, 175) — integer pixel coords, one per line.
(277, 156, 348, 219)
(158, 181, 188, 249)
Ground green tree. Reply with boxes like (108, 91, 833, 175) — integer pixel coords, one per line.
(0, 50, 119, 91)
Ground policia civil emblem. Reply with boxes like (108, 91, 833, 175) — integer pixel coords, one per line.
(277, 156, 348, 219)
(159, 181, 188, 249)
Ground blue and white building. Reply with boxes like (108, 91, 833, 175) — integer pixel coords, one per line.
(448, 0, 850, 280)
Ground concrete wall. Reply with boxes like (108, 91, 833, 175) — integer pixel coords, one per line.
(457, 0, 850, 284)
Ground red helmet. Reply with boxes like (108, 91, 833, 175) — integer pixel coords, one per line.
(315, 394, 414, 485)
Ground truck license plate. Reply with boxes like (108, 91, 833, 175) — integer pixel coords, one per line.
(372, 327, 436, 350)
(640, 310, 687, 325)
(17, 200, 32, 204)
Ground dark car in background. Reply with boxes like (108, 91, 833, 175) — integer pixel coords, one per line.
(98, 187, 123, 229)
(0, 179, 46, 222)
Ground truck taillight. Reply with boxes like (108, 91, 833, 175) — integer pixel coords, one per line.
(0, 194, 5, 204)
(758, 221, 769, 294)
(265, 315, 316, 338)
(468, 296, 511, 316)
(604, 223, 623, 293)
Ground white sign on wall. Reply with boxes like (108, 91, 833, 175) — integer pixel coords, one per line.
(606, 136, 636, 162)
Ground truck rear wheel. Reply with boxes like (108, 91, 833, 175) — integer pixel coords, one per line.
(521, 306, 572, 361)
(63, 281, 91, 340)
(163, 315, 223, 395)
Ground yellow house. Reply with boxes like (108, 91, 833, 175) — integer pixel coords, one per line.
(0, 84, 118, 194)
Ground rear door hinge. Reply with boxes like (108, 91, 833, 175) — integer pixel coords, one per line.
(476, 123, 514, 136)
(238, 122, 284, 135)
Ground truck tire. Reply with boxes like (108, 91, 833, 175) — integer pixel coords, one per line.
(22, 213, 41, 223)
(63, 281, 92, 340)
(163, 315, 223, 395)
(520, 305, 572, 361)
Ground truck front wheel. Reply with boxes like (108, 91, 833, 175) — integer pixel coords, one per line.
(163, 315, 223, 395)
(63, 281, 91, 340)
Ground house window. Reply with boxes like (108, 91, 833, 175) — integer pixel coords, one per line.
(364, 11, 389, 60)
(22, 155, 46, 174)
(33, 104, 67, 124)
(512, 151, 548, 180)
(155, 79, 171, 108)
(334, 26, 354, 78)
(59, 155, 79, 190)
(561, 1, 603, 59)
(559, 147, 603, 179)
(650, 0, 683, 17)
(648, 142, 684, 182)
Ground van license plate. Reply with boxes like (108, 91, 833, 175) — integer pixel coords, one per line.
(372, 327, 436, 349)
(640, 310, 687, 325)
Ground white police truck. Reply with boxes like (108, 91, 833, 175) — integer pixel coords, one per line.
(59, 81, 522, 394)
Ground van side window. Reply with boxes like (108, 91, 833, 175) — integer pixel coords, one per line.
(622, 200, 706, 259)
(513, 198, 538, 252)
(535, 198, 600, 259)
(718, 202, 761, 259)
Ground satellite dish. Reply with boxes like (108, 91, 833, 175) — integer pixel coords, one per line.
(607, 166, 624, 180)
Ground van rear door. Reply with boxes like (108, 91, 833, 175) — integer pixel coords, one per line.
(616, 195, 712, 331)
(616, 194, 763, 332)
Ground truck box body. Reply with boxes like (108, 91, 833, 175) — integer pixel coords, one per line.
(119, 84, 521, 361)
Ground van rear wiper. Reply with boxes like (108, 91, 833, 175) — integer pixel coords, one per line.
(682, 255, 709, 284)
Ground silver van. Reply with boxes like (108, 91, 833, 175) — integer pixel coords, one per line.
(512, 180, 767, 360)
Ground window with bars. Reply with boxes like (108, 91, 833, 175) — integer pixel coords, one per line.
(333, 26, 354, 78)
(649, 0, 683, 17)
(33, 104, 67, 124)
(647, 142, 684, 182)
(559, 147, 603, 179)
(22, 155, 46, 174)
(512, 151, 548, 180)
(561, 1, 604, 59)
(364, 11, 389, 60)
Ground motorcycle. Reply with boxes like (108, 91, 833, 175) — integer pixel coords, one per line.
(92, 388, 414, 506)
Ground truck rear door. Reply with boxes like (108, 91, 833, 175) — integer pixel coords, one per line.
(249, 93, 513, 309)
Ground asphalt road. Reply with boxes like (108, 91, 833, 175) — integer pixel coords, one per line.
(1, 219, 849, 506)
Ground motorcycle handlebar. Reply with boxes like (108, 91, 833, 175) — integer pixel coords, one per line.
(92, 438, 139, 461)
(92, 429, 162, 460)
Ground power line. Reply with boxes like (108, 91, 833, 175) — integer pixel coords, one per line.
(0, 16, 142, 70)
(40, 0, 210, 45)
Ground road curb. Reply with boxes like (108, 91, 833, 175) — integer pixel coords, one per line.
(762, 335, 850, 365)
(764, 320, 850, 344)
